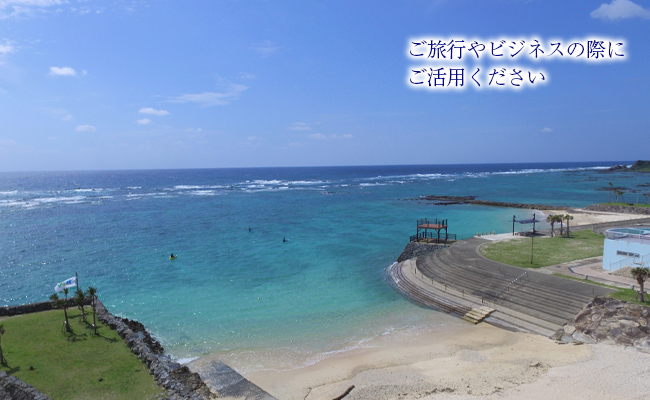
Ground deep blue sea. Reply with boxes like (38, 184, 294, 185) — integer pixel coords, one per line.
(1, 162, 647, 372)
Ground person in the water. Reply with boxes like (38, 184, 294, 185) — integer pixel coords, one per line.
(282, 237, 286, 242)
(170, 253, 175, 258)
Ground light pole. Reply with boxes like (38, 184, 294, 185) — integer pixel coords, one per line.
(530, 234, 534, 264)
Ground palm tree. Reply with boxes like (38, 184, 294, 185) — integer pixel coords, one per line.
(614, 190, 624, 203)
(608, 182, 613, 203)
(564, 214, 574, 237)
(50, 292, 71, 333)
(75, 288, 87, 323)
(643, 193, 650, 205)
(556, 214, 564, 237)
(0, 323, 6, 365)
(86, 287, 98, 335)
(630, 267, 649, 303)
(546, 214, 557, 237)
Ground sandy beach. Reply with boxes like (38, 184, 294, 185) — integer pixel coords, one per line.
(535, 207, 649, 227)
(245, 323, 650, 400)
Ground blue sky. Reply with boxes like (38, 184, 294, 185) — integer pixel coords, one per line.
(0, 0, 649, 171)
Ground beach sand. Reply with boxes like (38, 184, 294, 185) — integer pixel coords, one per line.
(245, 323, 649, 400)
(536, 207, 649, 227)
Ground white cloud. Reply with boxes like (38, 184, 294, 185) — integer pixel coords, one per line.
(75, 124, 96, 132)
(238, 72, 256, 80)
(0, 41, 14, 55)
(308, 133, 327, 140)
(139, 107, 169, 116)
(0, 138, 16, 146)
(184, 128, 203, 132)
(0, 1, 105, 19)
(136, 118, 151, 125)
(308, 133, 353, 140)
(169, 84, 247, 107)
(49, 66, 76, 76)
(251, 40, 279, 57)
(591, 0, 650, 20)
(539, 127, 553, 133)
(62, 114, 73, 121)
(288, 122, 312, 131)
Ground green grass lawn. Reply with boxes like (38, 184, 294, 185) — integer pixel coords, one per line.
(0, 307, 164, 400)
(479, 230, 604, 269)
(599, 202, 650, 208)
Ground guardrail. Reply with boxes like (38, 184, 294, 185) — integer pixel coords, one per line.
(409, 262, 497, 310)
(409, 232, 457, 243)
(495, 271, 528, 298)
(605, 229, 650, 242)
(589, 217, 650, 232)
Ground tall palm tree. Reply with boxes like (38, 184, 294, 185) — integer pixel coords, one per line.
(546, 214, 557, 237)
(630, 267, 649, 303)
(614, 190, 624, 203)
(564, 214, 574, 237)
(86, 287, 98, 335)
(0, 323, 6, 365)
(608, 182, 613, 203)
(556, 214, 564, 236)
(75, 288, 87, 323)
(49, 292, 71, 333)
(643, 193, 650, 205)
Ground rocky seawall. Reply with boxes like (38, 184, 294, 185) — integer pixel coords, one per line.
(469, 200, 567, 210)
(94, 300, 217, 400)
(584, 204, 650, 215)
(413, 195, 568, 210)
(552, 297, 650, 353)
(0, 372, 50, 400)
(397, 242, 447, 262)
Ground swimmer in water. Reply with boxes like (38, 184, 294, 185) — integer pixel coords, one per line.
(283, 237, 286, 242)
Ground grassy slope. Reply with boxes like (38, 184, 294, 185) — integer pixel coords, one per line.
(479, 230, 604, 269)
(0, 308, 164, 400)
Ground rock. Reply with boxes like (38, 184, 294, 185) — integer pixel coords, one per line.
(397, 242, 447, 263)
(561, 335, 576, 344)
(572, 332, 596, 344)
(573, 308, 592, 324)
(529, 361, 542, 368)
(633, 339, 650, 353)
(563, 325, 576, 335)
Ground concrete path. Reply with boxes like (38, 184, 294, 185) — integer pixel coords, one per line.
(199, 361, 277, 400)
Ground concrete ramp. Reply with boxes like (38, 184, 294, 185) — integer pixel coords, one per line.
(200, 361, 276, 400)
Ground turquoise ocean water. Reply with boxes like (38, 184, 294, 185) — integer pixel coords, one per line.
(1, 162, 647, 372)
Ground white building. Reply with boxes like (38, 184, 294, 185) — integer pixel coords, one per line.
(602, 227, 650, 271)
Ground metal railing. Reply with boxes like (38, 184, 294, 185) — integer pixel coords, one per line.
(409, 262, 497, 310)
(495, 271, 528, 298)
(610, 252, 650, 270)
(409, 232, 457, 243)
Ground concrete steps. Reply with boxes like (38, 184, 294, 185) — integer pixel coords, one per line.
(422, 250, 586, 325)
(386, 261, 560, 336)
(413, 238, 615, 329)
(461, 307, 495, 324)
